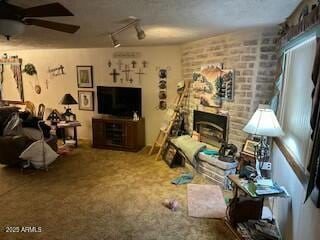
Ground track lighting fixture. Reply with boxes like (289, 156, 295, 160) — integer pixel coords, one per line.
(109, 17, 146, 47)
(135, 23, 145, 40)
(109, 34, 120, 48)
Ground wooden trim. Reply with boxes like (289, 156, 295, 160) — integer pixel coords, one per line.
(274, 137, 308, 186)
(0, 100, 24, 105)
(280, 5, 320, 46)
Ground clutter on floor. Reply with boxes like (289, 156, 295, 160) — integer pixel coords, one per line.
(236, 219, 281, 240)
(167, 134, 238, 189)
(171, 172, 193, 185)
(162, 141, 186, 168)
(19, 140, 59, 169)
(187, 184, 226, 219)
(198, 149, 238, 189)
(57, 144, 73, 155)
(163, 199, 179, 211)
(170, 135, 206, 166)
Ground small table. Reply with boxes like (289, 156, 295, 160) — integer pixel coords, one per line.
(228, 174, 289, 199)
(57, 121, 81, 147)
(225, 175, 289, 239)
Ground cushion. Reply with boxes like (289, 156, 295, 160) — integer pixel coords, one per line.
(3, 112, 23, 136)
(19, 140, 59, 169)
(0, 107, 19, 135)
(22, 128, 42, 141)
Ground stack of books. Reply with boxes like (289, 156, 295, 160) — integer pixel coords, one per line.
(244, 178, 289, 198)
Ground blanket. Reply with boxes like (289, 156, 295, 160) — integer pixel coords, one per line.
(171, 135, 206, 166)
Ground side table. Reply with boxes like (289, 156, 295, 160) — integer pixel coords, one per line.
(57, 121, 81, 147)
(225, 174, 289, 239)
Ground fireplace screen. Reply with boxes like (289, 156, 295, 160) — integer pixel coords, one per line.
(193, 110, 228, 148)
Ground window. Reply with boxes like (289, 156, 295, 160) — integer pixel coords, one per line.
(279, 36, 316, 173)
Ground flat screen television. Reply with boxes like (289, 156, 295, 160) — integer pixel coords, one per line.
(97, 86, 142, 117)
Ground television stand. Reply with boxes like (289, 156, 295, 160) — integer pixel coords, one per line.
(92, 116, 145, 152)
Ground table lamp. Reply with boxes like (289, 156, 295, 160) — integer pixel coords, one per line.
(242, 104, 284, 177)
(60, 93, 77, 122)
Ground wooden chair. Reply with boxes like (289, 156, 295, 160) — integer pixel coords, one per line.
(37, 104, 45, 120)
(24, 101, 36, 116)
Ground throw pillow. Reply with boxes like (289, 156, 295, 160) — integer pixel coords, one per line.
(3, 112, 23, 136)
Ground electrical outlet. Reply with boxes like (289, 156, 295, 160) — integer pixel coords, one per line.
(261, 162, 272, 170)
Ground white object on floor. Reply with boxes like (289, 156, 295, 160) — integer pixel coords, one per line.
(20, 140, 59, 169)
(262, 206, 273, 220)
(65, 139, 76, 146)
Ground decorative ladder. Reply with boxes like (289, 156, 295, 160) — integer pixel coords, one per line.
(149, 81, 190, 160)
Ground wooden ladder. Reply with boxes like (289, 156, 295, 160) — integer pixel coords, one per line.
(149, 81, 190, 160)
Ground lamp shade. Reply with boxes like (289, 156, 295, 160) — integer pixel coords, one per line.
(60, 94, 78, 105)
(243, 104, 284, 137)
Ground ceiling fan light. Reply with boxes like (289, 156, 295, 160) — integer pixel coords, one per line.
(0, 19, 25, 39)
(135, 24, 145, 40)
(109, 34, 120, 48)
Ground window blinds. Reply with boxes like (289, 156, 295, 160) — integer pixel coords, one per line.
(280, 37, 316, 171)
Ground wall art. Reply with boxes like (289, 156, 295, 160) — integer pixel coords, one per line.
(192, 63, 234, 107)
(0, 56, 24, 102)
(158, 69, 167, 110)
(77, 66, 93, 88)
(78, 90, 94, 111)
(110, 68, 120, 83)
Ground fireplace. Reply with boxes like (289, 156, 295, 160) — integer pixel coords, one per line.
(193, 110, 229, 148)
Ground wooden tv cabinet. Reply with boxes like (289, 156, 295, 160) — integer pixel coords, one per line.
(92, 116, 145, 152)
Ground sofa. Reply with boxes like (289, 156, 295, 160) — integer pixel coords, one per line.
(0, 106, 57, 166)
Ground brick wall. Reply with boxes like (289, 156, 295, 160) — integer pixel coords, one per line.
(181, 27, 278, 149)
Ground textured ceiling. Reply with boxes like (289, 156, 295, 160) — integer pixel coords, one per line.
(0, 0, 301, 50)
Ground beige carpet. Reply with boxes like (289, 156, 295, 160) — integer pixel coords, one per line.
(187, 184, 227, 219)
(0, 141, 234, 240)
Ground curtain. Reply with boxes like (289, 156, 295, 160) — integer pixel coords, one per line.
(0, 65, 3, 100)
(306, 38, 320, 207)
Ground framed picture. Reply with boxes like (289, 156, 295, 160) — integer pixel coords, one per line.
(78, 91, 94, 111)
(243, 139, 259, 156)
(77, 66, 93, 88)
(162, 142, 185, 168)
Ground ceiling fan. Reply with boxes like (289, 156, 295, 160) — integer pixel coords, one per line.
(0, 0, 80, 40)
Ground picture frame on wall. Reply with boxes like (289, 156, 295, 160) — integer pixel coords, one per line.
(78, 90, 94, 111)
(243, 139, 259, 156)
(77, 66, 93, 88)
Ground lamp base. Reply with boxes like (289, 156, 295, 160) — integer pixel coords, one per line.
(62, 108, 76, 122)
(255, 136, 270, 178)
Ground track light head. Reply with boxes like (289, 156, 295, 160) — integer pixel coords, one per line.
(109, 34, 120, 48)
(135, 23, 145, 40)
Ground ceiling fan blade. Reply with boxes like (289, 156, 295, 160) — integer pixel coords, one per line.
(22, 3, 74, 17)
(0, 2, 23, 19)
(24, 19, 80, 33)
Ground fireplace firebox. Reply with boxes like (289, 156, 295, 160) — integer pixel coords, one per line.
(193, 110, 229, 148)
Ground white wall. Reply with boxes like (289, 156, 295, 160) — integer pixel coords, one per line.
(3, 46, 182, 144)
(272, 143, 320, 240)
